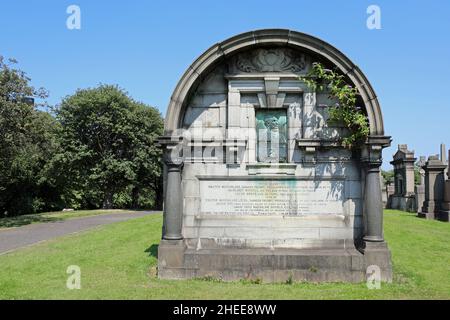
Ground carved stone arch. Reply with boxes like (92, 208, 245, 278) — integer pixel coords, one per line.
(164, 29, 385, 137)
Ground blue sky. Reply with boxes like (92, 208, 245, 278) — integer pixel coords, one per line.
(1, 0, 449, 169)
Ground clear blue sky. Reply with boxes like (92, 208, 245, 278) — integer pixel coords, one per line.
(1, 0, 449, 169)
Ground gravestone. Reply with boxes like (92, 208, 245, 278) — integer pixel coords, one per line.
(381, 173, 388, 208)
(415, 156, 426, 213)
(157, 29, 392, 282)
(418, 155, 446, 220)
(438, 150, 450, 221)
(385, 183, 395, 208)
(389, 144, 417, 212)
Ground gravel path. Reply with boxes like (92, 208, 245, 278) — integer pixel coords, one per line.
(0, 211, 158, 255)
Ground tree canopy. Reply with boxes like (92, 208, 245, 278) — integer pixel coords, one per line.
(0, 56, 164, 216)
(54, 85, 163, 209)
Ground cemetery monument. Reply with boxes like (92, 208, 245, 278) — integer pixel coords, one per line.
(389, 144, 416, 212)
(157, 29, 392, 282)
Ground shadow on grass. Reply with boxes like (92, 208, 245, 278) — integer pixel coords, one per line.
(145, 244, 159, 258)
(0, 215, 62, 229)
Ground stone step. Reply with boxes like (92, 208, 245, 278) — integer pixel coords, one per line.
(183, 248, 364, 272)
(178, 248, 366, 282)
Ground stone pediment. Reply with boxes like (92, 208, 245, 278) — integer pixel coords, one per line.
(393, 150, 407, 160)
(229, 48, 310, 75)
(392, 144, 415, 162)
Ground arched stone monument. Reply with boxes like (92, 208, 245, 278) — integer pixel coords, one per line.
(157, 29, 392, 282)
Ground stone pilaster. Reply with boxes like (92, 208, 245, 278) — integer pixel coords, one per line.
(363, 160, 384, 242)
(360, 136, 393, 282)
(157, 136, 184, 240)
(361, 136, 391, 243)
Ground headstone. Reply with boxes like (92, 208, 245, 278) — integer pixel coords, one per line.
(415, 184, 425, 214)
(418, 155, 446, 220)
(381, 173, 388, 208)
(439, 150, 450, 221)
(157, 29, 393, 283)
(389, 144, 417, 212)
(386, 184, 395, 209)
(415, 156, 427, 213)
(417, 156, 426, 185)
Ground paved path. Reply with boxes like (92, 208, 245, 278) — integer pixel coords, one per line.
(0, 211, 158, 255)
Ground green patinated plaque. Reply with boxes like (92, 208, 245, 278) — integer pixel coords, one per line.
(256, 110, 287, 163)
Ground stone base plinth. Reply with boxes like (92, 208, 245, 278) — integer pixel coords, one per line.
(437, 208, 450, 222)
(418, 211, 436, 220)
(157, 241, 393, 283)
(389, 195, 416, 212)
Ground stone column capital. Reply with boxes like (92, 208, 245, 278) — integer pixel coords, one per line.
(365, 161, 382, 172)
(157, 135, 184, 167)
(360, 135, 391, 165)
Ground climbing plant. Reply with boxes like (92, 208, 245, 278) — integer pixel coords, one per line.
(300, 62, 370, 148)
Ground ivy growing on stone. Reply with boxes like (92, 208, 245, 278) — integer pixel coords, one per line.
(300, 62, 370, 148)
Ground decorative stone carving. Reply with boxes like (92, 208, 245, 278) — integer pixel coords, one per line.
(256, 110, 288, 163)
(232, 48, 308, 74)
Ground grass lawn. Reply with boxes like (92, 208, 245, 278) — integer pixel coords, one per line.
(0, 210, 449, 299)
(0, 209, 137, 229)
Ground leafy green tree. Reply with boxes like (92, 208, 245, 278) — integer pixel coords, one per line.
(414, 165, 421, 185)
(55, 85, 163, 209)
(381, 170, 394, 185)
(0, 56, 60, 216)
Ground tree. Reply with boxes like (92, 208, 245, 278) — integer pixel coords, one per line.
(55, 85, 163, 209)
(0, 56, 60, 216)
(414, 165, 421, 185)
(381, 170, 394, 185)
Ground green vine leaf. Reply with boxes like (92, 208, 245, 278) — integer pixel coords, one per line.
(299, 62, 369, 149)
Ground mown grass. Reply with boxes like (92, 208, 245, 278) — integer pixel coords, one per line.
(0, 210, 449, 299)
(0, 209, 134, 229)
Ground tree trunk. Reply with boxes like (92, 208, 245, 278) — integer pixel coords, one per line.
(102, 191, 114, 209)
(131, 186, 139, 209)
(154, 178, 163, 210)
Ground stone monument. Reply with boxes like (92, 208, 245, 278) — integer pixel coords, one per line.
(438, 150, 450, 222)
(389, 144, 417, 212)
(415, 156, 426, 213)
(386, 183, 395, 208)
(419, 155, 446, 219)
(157, 29, 392, 282)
